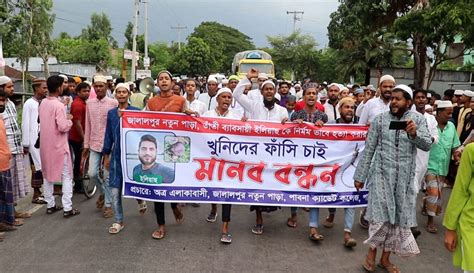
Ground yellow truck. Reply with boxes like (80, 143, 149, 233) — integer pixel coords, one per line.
(231, 50, 275, 79)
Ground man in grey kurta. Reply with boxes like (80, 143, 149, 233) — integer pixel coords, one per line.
(353, 84, 432, 272)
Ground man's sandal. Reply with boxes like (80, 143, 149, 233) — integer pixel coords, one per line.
(344, 238, 357, 248)
(220, 233, 232, 244)
(362, 255, 376, 272)
(251, 224, 264, 235)
(103, 207, 114, 218)
(378, 263, 401, 273)
(0, 223, 17, 232)
(63, 208, 80, 218)
(46, 205, 63, 214)
(96, 195, 105, 209)
(109, 223, 124, 234)
(31, 196, 47, 204)
(309, 233, 324, 242)
(152, 229, 165, 240)
(12, 219, 24, 226)
(15, 211, 32, 218)
(322, 217, 334, 228)
(287, 218, 297, 228)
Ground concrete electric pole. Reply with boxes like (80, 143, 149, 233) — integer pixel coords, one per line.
(286, 11, 304, 32)
(171, 24, 187, 50)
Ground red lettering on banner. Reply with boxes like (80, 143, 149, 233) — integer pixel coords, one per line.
(294, 165, 318, 190)
(274, 164, 292, 184)
(194, 157, 267, 184)
(320, 164, 341, 186)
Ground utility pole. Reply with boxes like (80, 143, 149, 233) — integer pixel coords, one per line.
(171, 24, 187, 50)
(143, 0, 150, 70)
(131, 0, 139, 81)
(286, 11, 304, 32)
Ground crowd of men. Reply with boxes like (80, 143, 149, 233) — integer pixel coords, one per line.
(0, 69, 473, 272)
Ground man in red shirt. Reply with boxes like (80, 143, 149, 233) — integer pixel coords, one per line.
(294, 82, 325, 112)
(69, 82, 90, 192)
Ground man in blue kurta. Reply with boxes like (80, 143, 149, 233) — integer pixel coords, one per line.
(353, 85, 432, 272)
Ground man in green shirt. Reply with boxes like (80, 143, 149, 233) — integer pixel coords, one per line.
(424, 100, 461, 233)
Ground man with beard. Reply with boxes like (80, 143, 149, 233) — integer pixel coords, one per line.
(133, 135, 174, 185)
(324, 83, 341, 122)
(233, 68, 287, 235)
(22, 78, 48, 204)
(278, 81, 291, 107)
(457, 91, 474, 143)
(198, 76, 219, 111)
(354, 84, 432, 272)
(424, 101, 461, 233)
(317, 98, 358, 247)
(247, 73, 269, 102)
(0, 76, 30, 219)
(359, 76, 395, 125)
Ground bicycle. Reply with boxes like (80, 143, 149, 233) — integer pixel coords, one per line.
(80, 156, 97, 199)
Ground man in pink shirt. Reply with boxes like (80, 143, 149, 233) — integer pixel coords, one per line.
(39, 75, 80, 218)
(82, 75, 118, 217)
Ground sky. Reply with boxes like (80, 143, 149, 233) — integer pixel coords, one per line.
(52, 0, 340, 48)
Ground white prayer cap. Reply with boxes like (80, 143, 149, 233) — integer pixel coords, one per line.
(322, 81, 328, 85)
(436, 100, 453, 109)
(0, 76, 12, 85)
(434, 100, 441, 105)
(221, 79, 229, 84)
(114, 83, 130, 92)
(58, 74, 68, 81)
(463, 90, 474, 97)
(93, 75, 107, 83)
(258, 73, 268, 80)
(261, 80, 275, 89)
(327, 83, 340, 90)
(367, 85, 376, 91)
(454, 89, 464, 96)
(216, 87, 232, 98)
(207, 77, 217, 83)
(275, 93, 281, 101)
(393, 84, 413, 99)
(427, 93, 432, 98)
(379, 75, 395, 84)
(425, 104, 433, 110)
(105, 75, 113, 81)
(294, 83, 301, 88)
(347, 84, 353, 89)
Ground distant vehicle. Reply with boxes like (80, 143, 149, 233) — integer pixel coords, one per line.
(232, 50, 275, 79)
(208, 73, 226, 83)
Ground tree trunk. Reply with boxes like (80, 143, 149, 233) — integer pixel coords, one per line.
(364, 67, 370, 85)
(412, 33, 428, 89)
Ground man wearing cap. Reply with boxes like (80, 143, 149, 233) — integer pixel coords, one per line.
(22, 78, 48, 204)
(353, 88, 365, 112)
(324, 83, 341, 122)
(202, 88, 240, 244)
(294, 83, 303, 100)
(451, 89, 464, 107)
(102, 83, 141, 234)
(247, 73, 269, 102)
(198, 76, 219, 111)
(354, 84, 432, 271)
(227, 75, 239, 92)
(358, 75, 395, 125)
(0, 76, 30, 218)
(233, 68, 288, 235)
(233, 69, 288, 122)
(424, 100, 461, 233)
(82, 75, 118, 217)
(456, 90, 474, 143)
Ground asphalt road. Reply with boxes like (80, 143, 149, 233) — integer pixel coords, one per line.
(0, 185, 459, 273)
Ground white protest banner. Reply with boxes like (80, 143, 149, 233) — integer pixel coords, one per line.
(121, 111, 369, 207)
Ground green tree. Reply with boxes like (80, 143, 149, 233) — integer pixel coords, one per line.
(148, 42, 173, 77)
(171, 37, 213, 77)
(267, 31, 320, 80)
(31, 0, 55, 77)
(189, 21, 255, 73)
(123, 21, 144, 52)
(328, 0, 473, 88)
(80, 12, 118, 48)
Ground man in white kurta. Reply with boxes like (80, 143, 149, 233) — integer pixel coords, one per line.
(22, 78, 48, 204)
